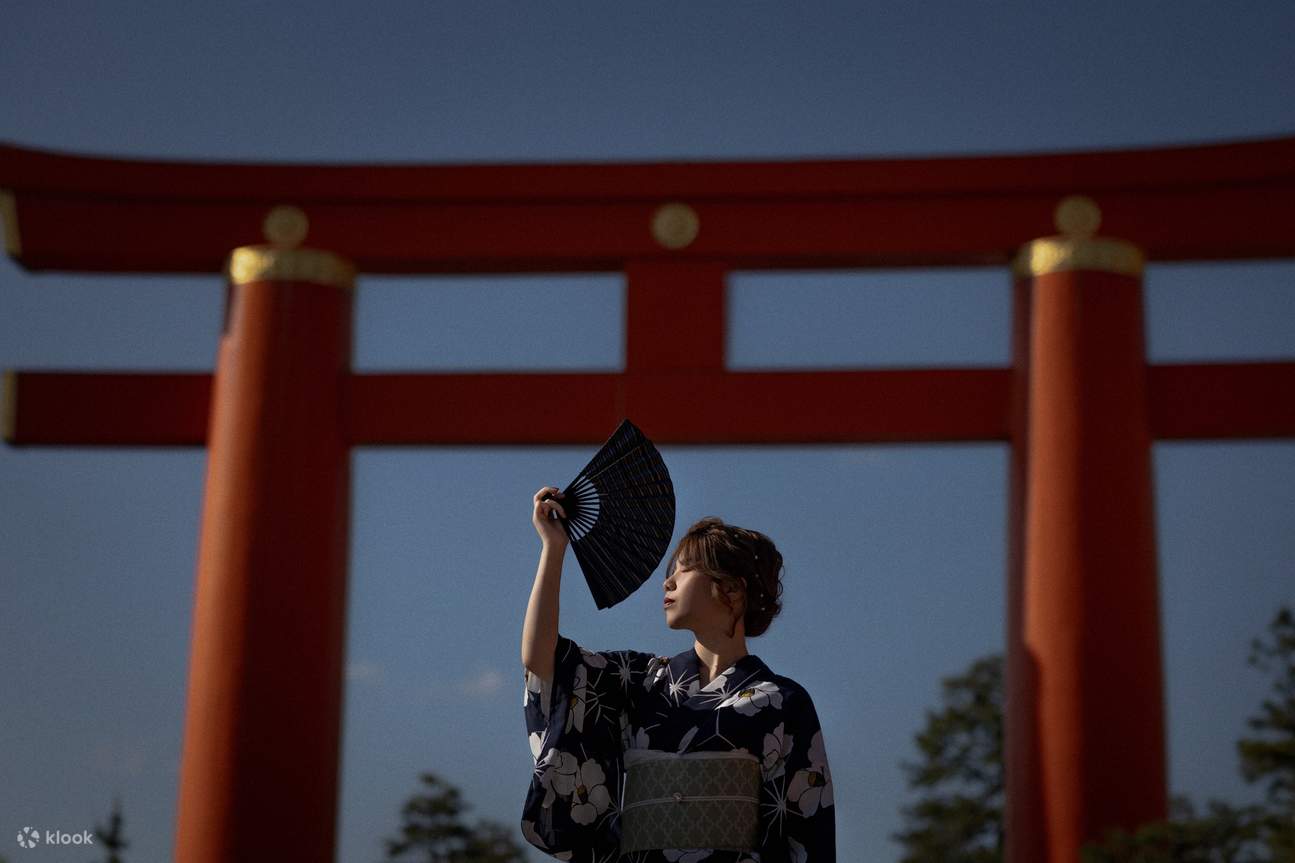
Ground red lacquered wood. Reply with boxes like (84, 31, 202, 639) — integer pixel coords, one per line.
(342, 368, 1012, 445)
(173, 277, 352, 863)
(11, 361, 1295, 447)
(1149, 361, 1295, 439)
(1009, 268, 1168, 862)
(2, 136, 1292, 272)
(2, 371, 210, 445)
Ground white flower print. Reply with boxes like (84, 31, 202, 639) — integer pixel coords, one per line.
(569, 758, 612, 825)
(524, 667, 552, 718)
(663, 849, 712, 862)
(718, 681, 783, 716)
(810, 729, 834, 811)
(529, 730, 545, 762)
(624, 723, 650, 750)
(761, 722, 793, 780)
(701, 666, 734, 693)
(787, 836, 807, 863)
(787, 730, 833, 815)
(675, 725, 698, 752)
(538, 750, 579, 808)
(808, 730, 830, 773)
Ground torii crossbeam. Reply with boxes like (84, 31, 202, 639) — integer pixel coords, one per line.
(3, 136, 1294, 863)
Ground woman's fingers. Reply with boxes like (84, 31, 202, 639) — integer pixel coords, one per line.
(533, 487, 567, 526)
(531, 487, 570, 550)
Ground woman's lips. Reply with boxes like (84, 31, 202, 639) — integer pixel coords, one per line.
(663, 599, 675, 608)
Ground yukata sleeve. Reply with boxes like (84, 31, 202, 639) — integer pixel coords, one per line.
(779, 691, 836, 862)
(520, 633, 658, 861)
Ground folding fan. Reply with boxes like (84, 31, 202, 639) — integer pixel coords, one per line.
(542, 419, 676, 609)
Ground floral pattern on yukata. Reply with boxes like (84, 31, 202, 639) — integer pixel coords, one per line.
(522, 635, 836, 862)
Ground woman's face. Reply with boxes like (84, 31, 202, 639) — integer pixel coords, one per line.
(662, 559, 741, 634)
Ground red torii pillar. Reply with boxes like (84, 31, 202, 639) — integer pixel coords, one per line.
(1006, 198, 1167, 860)
(172, 212, 356, 863)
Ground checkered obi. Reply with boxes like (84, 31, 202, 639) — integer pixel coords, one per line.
(620, 749, 761, 852)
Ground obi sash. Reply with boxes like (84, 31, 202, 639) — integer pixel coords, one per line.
(620, 749, 761, 852)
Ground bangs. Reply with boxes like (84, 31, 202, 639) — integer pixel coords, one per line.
(667, 531, 724, 579)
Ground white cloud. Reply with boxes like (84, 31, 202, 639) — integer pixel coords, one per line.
(457, 668, 505, 697)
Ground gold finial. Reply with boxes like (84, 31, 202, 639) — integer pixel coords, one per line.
(0, 190, 21, 256)
(225, 246, 356, 290)
(262, 205, 309, 248)
(1055, 195, 1101, 238)
(2, 370, 17, 443)
(651, 203, 700, 250)
(1013, 194, 1143, 278)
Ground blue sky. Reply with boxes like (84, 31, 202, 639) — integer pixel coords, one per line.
(2, 3, 1294, 862)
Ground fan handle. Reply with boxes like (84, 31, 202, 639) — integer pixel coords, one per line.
(539, 489, 579, 520)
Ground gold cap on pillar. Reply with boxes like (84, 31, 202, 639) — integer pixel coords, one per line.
(1013, 195, 1144, 278)
(2, 369, 16, 444)
(225, 205, 356, 289)
(1, 190, 20, 256)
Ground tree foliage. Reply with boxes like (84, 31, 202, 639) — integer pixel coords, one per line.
(891, 654, 1004, 862)
(1079, 796, 1271, 863)
(1237, 606, 1295, 859)
(93, 795, 130, 863)
(896, 605, 1295, 863)
(1082, 605, 1295, 862)
(382, 772, 527, 863)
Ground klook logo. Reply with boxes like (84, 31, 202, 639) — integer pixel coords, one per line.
(13, 826, 94, 848)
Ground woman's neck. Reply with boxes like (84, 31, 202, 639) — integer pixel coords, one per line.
(693, 633, 748, 685)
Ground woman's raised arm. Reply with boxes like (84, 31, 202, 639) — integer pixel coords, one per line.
(521, 486, 568, 681)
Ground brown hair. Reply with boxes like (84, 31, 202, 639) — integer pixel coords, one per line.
(666, 516, 784, 637)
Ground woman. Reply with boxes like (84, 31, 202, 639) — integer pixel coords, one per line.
(521, 486, 836, 863)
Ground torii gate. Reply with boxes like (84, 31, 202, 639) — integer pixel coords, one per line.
(3, 137, 1294, 863)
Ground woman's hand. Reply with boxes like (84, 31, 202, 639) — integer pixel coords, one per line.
(532, 486, 569, 550)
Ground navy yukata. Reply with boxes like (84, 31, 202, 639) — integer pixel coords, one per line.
(522, 634, 836, 863)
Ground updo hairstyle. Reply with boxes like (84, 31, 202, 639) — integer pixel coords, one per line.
(666, 517, 784, 637)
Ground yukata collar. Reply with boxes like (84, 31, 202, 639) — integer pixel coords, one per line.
(667, 645, 769, 700)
